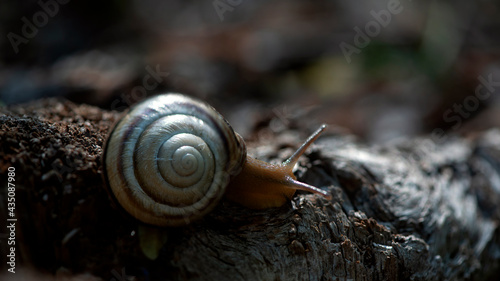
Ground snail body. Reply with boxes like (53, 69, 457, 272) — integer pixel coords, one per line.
(103, 93, 330, 227)
(225, 127, 330, 209)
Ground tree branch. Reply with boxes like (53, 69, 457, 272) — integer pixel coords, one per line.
(1, 98, 499, 280)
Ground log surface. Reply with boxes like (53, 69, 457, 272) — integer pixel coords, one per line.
(1, 98, 499, 280)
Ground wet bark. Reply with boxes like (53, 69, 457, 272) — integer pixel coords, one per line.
(0, 98, 499, 280)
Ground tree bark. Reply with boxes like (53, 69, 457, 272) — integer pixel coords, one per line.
(1, 98, 499, 280)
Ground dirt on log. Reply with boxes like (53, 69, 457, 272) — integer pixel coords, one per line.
(0, 98, 499, 281)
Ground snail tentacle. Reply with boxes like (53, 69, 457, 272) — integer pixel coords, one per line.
(283, 124, 327, 168)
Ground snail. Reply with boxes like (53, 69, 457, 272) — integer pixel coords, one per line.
(103, 93, 331, 227)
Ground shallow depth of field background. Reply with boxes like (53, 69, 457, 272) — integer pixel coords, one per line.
(1, 0, 500, 143)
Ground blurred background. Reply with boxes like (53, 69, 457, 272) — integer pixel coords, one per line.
(1, 0, 500, 144)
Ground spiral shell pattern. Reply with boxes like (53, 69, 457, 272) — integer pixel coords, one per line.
(104, 94, 246, 226)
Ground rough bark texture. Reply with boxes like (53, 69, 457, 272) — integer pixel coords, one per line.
(1, 98, 499, 280)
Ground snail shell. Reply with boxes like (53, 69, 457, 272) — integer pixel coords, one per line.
(103, 94, 246, 226)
